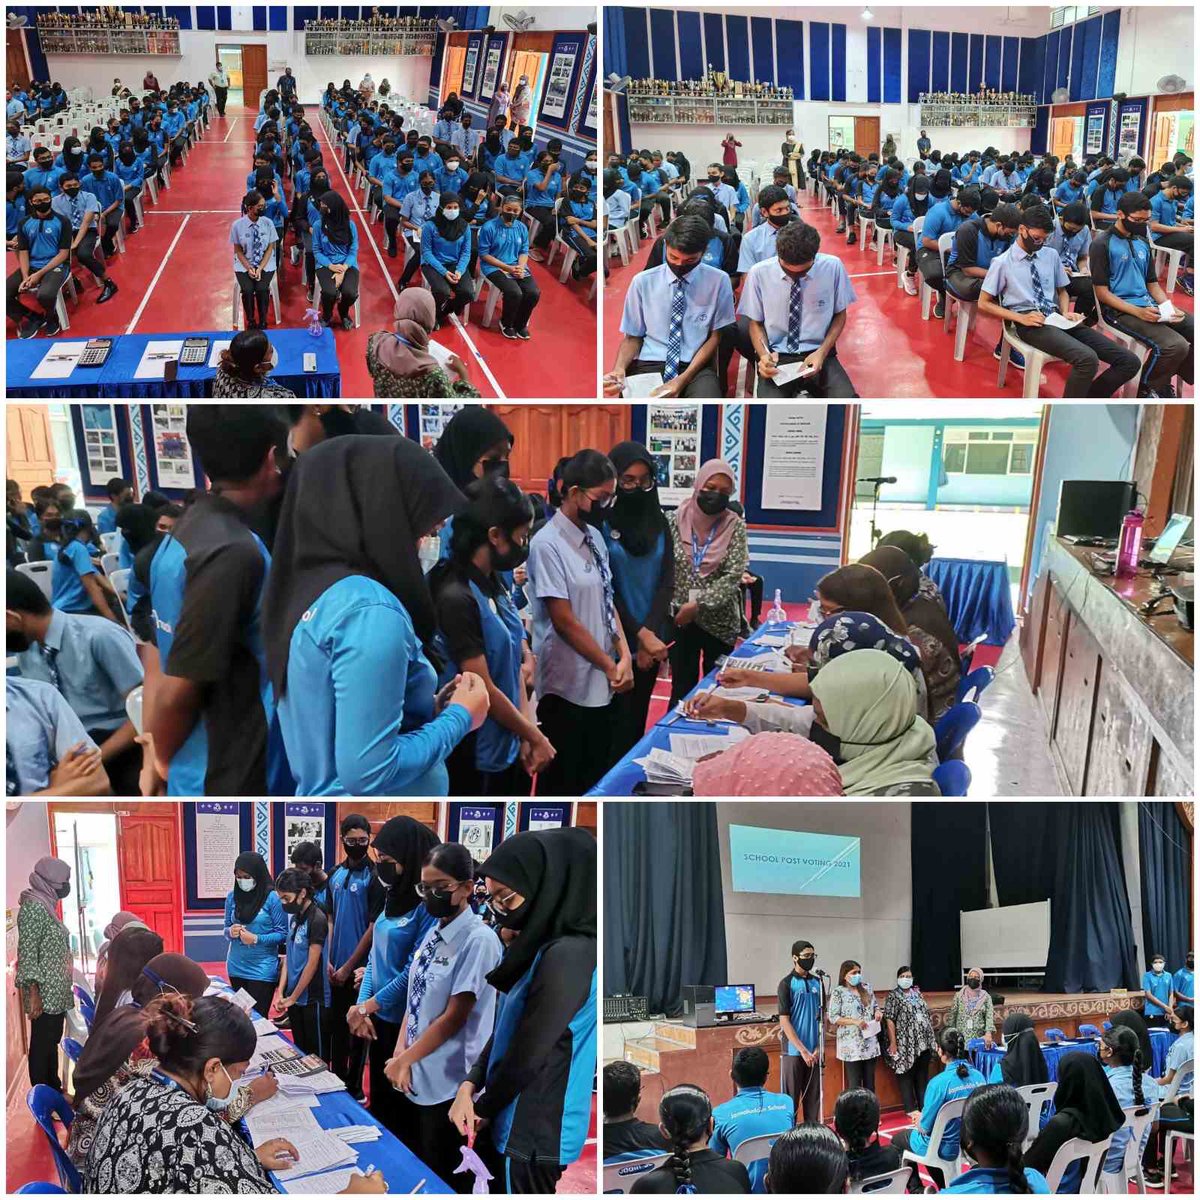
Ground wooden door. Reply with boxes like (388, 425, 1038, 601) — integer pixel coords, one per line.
(492, 405, 631, 496)
(1150, 113, 1176, 175)
(118, 808, 183, 954)
(442, 47, 467, 102)
(7, 29, 30, 90)
(241, 43, 268, 108)
(1051, 118, 1076, 161)
(507, 50, 544, 128)
(5, 404, 55, 496)
(854, 116, 880, 157)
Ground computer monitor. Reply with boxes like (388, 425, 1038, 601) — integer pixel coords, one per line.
(1149, 513, 1192, 565)
(714, 984, 756, 1015)
(1056, 480, 1137, 540)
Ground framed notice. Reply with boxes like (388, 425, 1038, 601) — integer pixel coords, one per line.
(149, 403, 194, 487)
(1085, 111, 1105, 155)
(479, 41, 503, 101)
(283, 802, 326, 864)
(1117, 99, 1147, 161)
(418, 403, 465, 450)
(81, 404, 122, 480)
(647, 403, 702, 506)
(461, 37, 481, 97)
(761, 406, 827, 511)
(448, 802, 504, 864)
(518, 803, 571, 832)
(193, 802, 242, 902)
(539, 34, 585, 127)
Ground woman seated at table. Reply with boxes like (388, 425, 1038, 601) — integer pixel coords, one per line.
(91, 924, 163, 1030)
(1024, 1052, 1125, 1193)
(82, 992, 384, 1193)
(876, 529, 945, 607)
(692, 730, 845, 797)
(211, 328, 296, 398)
(987, 1013, 1051, 1128)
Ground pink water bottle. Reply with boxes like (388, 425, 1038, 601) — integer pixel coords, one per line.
(1116, 508, 1144, 578)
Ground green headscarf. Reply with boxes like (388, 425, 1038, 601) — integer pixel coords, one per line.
(808, 648, 937, 795)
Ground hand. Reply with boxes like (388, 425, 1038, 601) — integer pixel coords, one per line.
(1138, 305, 1161, 322)
(229, 924, 243, 939)
(888, 1043, 899, 1059)
(608, 655, 634, 693)
(1167, 308, 1185, 324)
(343, 1171, 388, 1193)
(27, 987, 44, 1021)
(803, 348, 827, 375)
(908, 1110, 923, 1125)
(683, 692, 743, 723)
(519, 731, 555, 776)
(983, 1032, 994, 1048)
(638, 628, 670, 664)
(858, 1019, 870, 1031)
(18, 275, 34, 293)
(446, 270, 460, 284)
(384, 1054, 414, 1094)
(602, 370, 625, 397)
(449, 1083, 480, 1139)
(1019, 310, 1045, 327)
(799, 1045, 815, 1067)
(445, 353, 470, 383)
(353, 967, 365, 989)
(757, 352, 780, 379)
(49, 743, 103, 791)
(135, 733, 165, 795)
(783, 645, 811, 668)
(635, 647, 655, 673)
(434, 675, 459, 715)
(674, 601, 699, 627)
(278, 994, 296, 1011)
(512, 564, 527, 587)
(256, 1138, 300, 1172)
(1065, 311, 1085, 324)
(247, 1072, 279, 1104)
(238, 928, 258, 946)
(650, 376, 684, 398)
(331, 963, 351, 988)
(450, 671, 490, 731)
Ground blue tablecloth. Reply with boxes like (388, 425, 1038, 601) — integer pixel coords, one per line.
(588, 621, 810, 797)
(927, 557, 1016, 647)
(7, 328, 341, 397)
(1150, 1027, 1180, 1078)
(973, 1030, 1180, 1082)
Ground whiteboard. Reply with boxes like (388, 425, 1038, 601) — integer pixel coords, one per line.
(960, 900, 1052, 970)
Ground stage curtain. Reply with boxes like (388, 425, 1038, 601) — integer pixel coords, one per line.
(990, 801, 1063, 906)
(1044, 803, 1139, 993)
(1138, 801, 1192, 969)
(603, 802, 728, 1017)
(911, 802, 987, 990)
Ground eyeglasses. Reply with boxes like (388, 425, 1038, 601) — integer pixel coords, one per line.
(415, 881, 466, 898)
(584, 491, 617, 509)
(486, 887, 520, 913)
(619, 477, 655, 492)
(342, 837, 369, 847)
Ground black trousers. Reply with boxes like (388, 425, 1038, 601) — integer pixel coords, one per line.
(1064, 273, 1097, 320)
(236, 268, 274, 327)
(895, 1049, 934, 1112)
(29, 1010, 66, 1090)
(486, 270, 540, 330)
(916, 246, 946, 296)
(228, 974, 277, 1018)
(945, 267, 984, 304)
(627, 358, 724, 398)
(1005, 319, 1141, 397)
(475, 1128, 566, 1195)
(535, 692, 614, 796)
(843, 1056, 877, 1092)
(446, 735, 531, 797)
(779, 1053, 822, 1124)
(88, 727, 140, 797)
(368, 1015, 403, 1136)
(610, 657, 661, 761)
(754, 349, 858, 399)
(329, 978, 368, 1098)
(214, 86, 228, 116)
(98, 208, 121, 256)
(669, 621, 734, 707)
(290, 1000, 332, 1063)
(741, 574, 764, 627)
(423, 264, 475, 320)
(316, 265, 359, 323)
(71, 228, 109, 283)
(1102, 308, 1193, 393)
(395, 1095, 472, 1194)
(397, 233, 423, 286)
(894, 228, 918, 270)
(123, 187, 141, 230)
(1155, 230, 1193, 255)
(7, 266, 67, 323)
(526, 204, 557, 249)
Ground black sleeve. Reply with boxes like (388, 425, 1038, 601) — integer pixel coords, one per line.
(1090, 186, 1106, 211)
(645, 531, 677, 636)
(471, 936, 596, 1120)
(7, 513, 32, 541)
(1088, 233, 1111, 288)
(54, 215, 72, 250)
(1024, 1113, 1073, 1175)
(645, 235, 665, 271)
(131, 540, 158, 645)
(954, 221, 979, 269)
(307, 906, 328, 946)
(436, 577, 486, 665)
(366, 876, 387, 923)
(777, 975, 791, 1015)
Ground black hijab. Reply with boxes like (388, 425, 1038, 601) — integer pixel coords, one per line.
(1048, 1051, 1125, 1140)
(373, 815, 440, 918)
(60, 136, 84, 173)
(906, 173, 932, 217)
(114, 502, 160, 554)
(1110, 1009, 1153, 1074)
(92, 925, 164, 1031)
(482, 828, 596, 993)
(999, 1012, 1049, 1087)
(318, 190, 352, 246)
(433, 407, 513, 490)
(860, 545, 961, 665)
(607, 440, 667, 557)
(263, 435, 464, 695)
(233, 851, 273, 924)
(433, 191, 468, 242)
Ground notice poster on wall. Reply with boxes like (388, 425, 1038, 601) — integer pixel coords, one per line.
(585, 79, 598, 132)
(457, 805, 500, 860)
(647, 403, 701, 507)
(542, 47, 578, 120)
(284, 803, 325, 864)
(150, 403, 194, 486)
(195, 802, 241, 901)
(1118, 109, 1142, 159)
(1085, 111, 1105, 155)
(761, 406, 827, 511)
(480, 44, 502, 100)
(82, 404, 121, 480)
(462, 43, 480, 95)
(418, 403, 465, 451)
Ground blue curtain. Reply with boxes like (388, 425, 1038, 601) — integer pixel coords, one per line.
(603, 803, 728, 1017)
(1138, 802, 1192, 969)
(990, 802, 1065, 907)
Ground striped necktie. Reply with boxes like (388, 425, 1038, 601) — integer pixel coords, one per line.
(249, 220, 263, 267)
(663, 277, 686, 382)
(1028, 252, 1054, 315)
(404, 931, 442, 1048)
(40, 644, 63, 693)
(787, 275, 806, 352)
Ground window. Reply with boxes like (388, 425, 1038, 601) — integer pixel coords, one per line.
(943, 427, 1038, 477)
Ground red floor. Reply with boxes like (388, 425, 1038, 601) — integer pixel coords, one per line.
(7, 105, 597, 399)
(603, 183, 1194, 399)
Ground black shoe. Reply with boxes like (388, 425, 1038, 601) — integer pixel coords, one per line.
(516, 326, 531, 340)
(341, 316, 354, 330)
(387, 243, 397, 258)
(98, 280, 118, 304)
(501, 324, 520, 339)
(18, 315, 44, 339)
(846, 232, 857, 245)
(1156, 385, 1178, 397)
(1137, 385, 1161, 398)
(835, 224, 846, 234)
(41, 316, 62, 337)
(933, 299, 945, 319)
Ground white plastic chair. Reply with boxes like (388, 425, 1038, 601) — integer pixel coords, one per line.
(732, 1130, 780, 1178)
(1017, 1082, 1058, 1149)
(1162, 1057, 1193, 1104)
(100, 552, 120, 577)
(874, 219, 895, 266)
(308, 274, 361, 327)
(1093, 304, 1183, 398)
(16, 560, 53, 602)
(1042, 1134, 1112, 1194)
(998, 323, 1064, 398)
(1163, 1129, 1194, 1194)
(938, 230, 977, 361)
(1098, 1104, 1158, 1193)
(851, 1166, 914, 1193)
(109, 567, 131, 608)
(602, 1154, 669, 1194)
(1152, 241, 1185, 293)
(99, 532, 120, 555)
(232, 246, 283, 329)
(900, 1095, 969, 1189)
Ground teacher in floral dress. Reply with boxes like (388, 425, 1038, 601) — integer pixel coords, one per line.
(883, 964, 938, 1117)
(946, 965, 997, 1046)
(829, 958, 883, 1093)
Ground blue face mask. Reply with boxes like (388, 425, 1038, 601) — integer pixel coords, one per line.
(848, 972, 862, 987)
(205, 1063, 236, 1112)
(897, 977, 913, 990)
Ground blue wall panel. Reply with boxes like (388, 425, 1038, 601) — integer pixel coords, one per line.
(1019, 37, 1043, 100)
(677, 9, 703, 80)
(775, 19, 805, 101)
(907, 28, 930, 103)
(216, 4, 232, 30)
(751, 17, 774, 86)
(726, 14, 750, 84)
(1032, 105, 1049, 156)
(950, 31, 968, 94)
(252, 5, 266, 30)
(623, 7, 649, 81)
(166, 5, 193, 29)
(1057, 26, 1072, 94)
(703, 11, 725, 73)
(604, 3, 627, 80)
(883, 26, 902, 103)
(867, 25, 881, 104)
(1069, 21, 1089, 101)
(984, 35, 1002, 90)
(196, 5, 215, 30)
(269, 4, 288, 30)
(649, 8, 677, 81)
(810, 21, 830, 102)
(967, 33, 984, 94)
(1043, 29, 1060, 104)
(1002, 36, 1019, 93)
(1098, 10, 1120, 99)
(931, 30, 950, 94)
(1078, 15, 1101, 101)
(831, 24, 847, 102)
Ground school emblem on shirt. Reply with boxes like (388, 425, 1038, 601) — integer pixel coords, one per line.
(349, 881, 360, 893)
(610, 529, 621, 540)
(694, 308, 710, 323)
(399, 914, 412, 926)
(301, 607, 316, 622)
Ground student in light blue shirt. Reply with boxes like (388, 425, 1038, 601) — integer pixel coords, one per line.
(223, 852, 289, 1017)
(478, 195, 541, 338)
(435, 150, 468, 201)
(432, 109, 457, 145)
(396, 172, 440, 288)
(1046, 202, 1098, 322)
(52, 511, 122, 620)
(1171, 952, 1195, 1007)
(1143, 952, 1175, 1024)
(383, 842, 501, 1183)
(709, 1047, 795, 1193)
(918, 186, 980, 318)
(737, 185, 794, 272)
(263, 436, 482, 796)
(1099, 1024, 1161, 1174)
(6, 122, 31, 169)
(309, 191, 359, 328)
(524, 151, 564, 256)
(229, 189, 278, 330)
(421, 193, 476, 324)
(944, 1083, 1052, 1193)
(1054, 171, 1088, 211)
(604, 170, 632, 234)
(494, 140, 531, 194)
(274, 866, 332, 1061)
(740, 219, 858, 399)
(5, 676, 105, 796)
(700, 165, 739, 218)
(450, 116, 481, 159)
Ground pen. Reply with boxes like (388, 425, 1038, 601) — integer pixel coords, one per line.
(409, 1178, 426, 1194)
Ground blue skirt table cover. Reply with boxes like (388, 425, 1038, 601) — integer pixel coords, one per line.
(1149, 1027, 1180, 1078)
(589, 621, 811, 796)
(973, 1038, 1101, 1082)
(6, 328, 341, 398)
(926, 557, 1016, 647)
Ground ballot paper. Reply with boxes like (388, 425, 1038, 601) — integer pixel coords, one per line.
(270, 1129, 359, 1183)
(711, 684, 774, 701)
(770, 359, 817, 387)
(207, 339, 231, 368)
(253, 1017, 278, 1034)
(752, 632, 795, 647)
(426, 338, 454, 366)
(634, 747, 697, 784)
(30, 341, 89, 379)
(244, 1092, 321, 1118)
(1158, 300, 1178, 323)
(331, 1124, 383, 1144)
(623, 371, 664, 398)
(277, 1068, 348, 1096)
(229, 988, 258, 1013)
(669, 728, 750, 760)
(722, 652, 790, 673)
(245, 1103, 322, 1147)
(862, 1019, 882, 1040)
(280, 1169, 365, 1194)
(1041, 311, 1079, 331)
(134, 339, 185, 379)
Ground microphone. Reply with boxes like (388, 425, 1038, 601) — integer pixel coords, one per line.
(815, 969, 829, 978)
(858, 475, 897, 484)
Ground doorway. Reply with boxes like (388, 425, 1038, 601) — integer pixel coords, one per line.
(217, 45, 243, 108)
(1051, 116, 1082, 162)
(1150, 109, 1194, 172)
(506, 50, 547, 136)
(240, 44, 268, 110)
(52, 811, 121, 976)
(853, 116, 881, 157)
(441, 45, 467, 102)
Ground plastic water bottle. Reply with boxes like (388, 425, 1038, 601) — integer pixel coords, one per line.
(1116, 508, 1144, 578)
(807, 596, 822, 625)
(304, 305, 322, 338)
(767, 587, 787, 624)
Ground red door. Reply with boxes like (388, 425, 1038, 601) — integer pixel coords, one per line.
(118, 807, 183, 953)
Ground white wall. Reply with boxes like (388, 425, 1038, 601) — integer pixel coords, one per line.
(716, 802, 913, 1001)
(1112, 5, 1194, 98)
(6, 802, 52, 913)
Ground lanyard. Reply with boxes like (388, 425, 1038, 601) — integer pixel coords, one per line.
(691, 526, 717, 573)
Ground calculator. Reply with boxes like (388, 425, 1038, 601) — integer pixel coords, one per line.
(179, 336, 209, 366)
(78, 338, 113, 367)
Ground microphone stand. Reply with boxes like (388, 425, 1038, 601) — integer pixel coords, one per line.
(869, 479, 883, 547)
(816, 970, 829, 1124)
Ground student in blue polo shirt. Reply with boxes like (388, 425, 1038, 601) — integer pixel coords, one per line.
(162, 101, 186, 162)
(777, 939, 824, 1123)
(1054, 169, 1089, 213)
(737, 185, 795, 272)
(479, 194, 541, 339)
(740, 219, 859, 399)
(1149, 174, 1194, 295)
(262, 435, 486, 797)
(609, 214, 736, 398)
(523, 151, 564, 260)
(709, 1047, 794, 1193)
(383, 841, 502, 1190)
(7, 183, 72, 338)
(980, 204, 1139, 397)
(52, 511, 122, 621)
(1143, 952, 1175, 1025)
(274, 866, 333, 1062)
(1046, 202, 1097, 321)
(436, 150, 468, 203)
(1090, 168, 1130, 223)
(892, 174, 932, 295)
(6, 172, 26, 243)
(944, 1084, 1052, 1193)
(1091, 191, 1194, 397)
(289, 841, 331, 912)
(326, 814, 387, 1099)
(96, 478, 133, 536)
(81, 152, 125, 257)
(421, 192, 475, 325)
(1172, 951, 1194, 1007)
(918, 186, 980, 319)
(23, 147, 65, 198)
(5, 675, 108, 796)
(559, 177, 598, 279)
(222, 851, 288, 1017)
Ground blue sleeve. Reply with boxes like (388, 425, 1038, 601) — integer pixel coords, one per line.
(713, 274, 736, 328)
(92, 629, 144, 698)
(347, 221, 359, 270)
(478, 221, 497, 259)
(312, 229, 332, 269)
(420, 223, 446, 275)
(49, 687, 97, 762)
(454, 231, 470, 275)
(255, 893, 288, 951)
(224, 891, 236, 939)
(917, 1074, 943, 1137)
(356, 924, 377, 1005)
(620, 275, 647, 338)
(709, 1117, 730, 1156)
(329, 603, 472, 793)
(67, 540, 97, 579)
(374, 912, 434, 1011)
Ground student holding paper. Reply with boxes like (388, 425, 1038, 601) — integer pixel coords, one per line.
(275, 867, 333, 1063)
(224, 851, 289, 1019)
(829, 959, 883, 1094)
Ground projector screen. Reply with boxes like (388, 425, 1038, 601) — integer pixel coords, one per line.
(729, 824, 862, 897)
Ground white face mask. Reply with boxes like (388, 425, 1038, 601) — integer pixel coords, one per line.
(1152, 963, 1165, 973)
(442, 208, 460, 220)
(205, 1063, 236, 1112)
(236, 877, 256, 892)
(446, 161, 460, 172)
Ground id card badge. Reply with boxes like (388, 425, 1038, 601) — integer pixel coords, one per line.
(688, 589, 701, 603)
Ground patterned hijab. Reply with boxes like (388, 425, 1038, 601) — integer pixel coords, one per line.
(809, 611, 922, 677)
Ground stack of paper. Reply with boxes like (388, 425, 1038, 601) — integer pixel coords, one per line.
(229, 988, 257, 1013)
(270, 1129, 358, 1183)
(245, 1103, 322, 1147)
(277, 1069, 348, 1096)
(711, 685, 773, 701)
(253, 1017, 278, 1035)
(669, 728, 749, 760)
(244, 1092, 320, 1118)
(331, 1124, 382, 1144)
(633, 747, 696, 785)
(280, 1169, 366, 1195)
(723, 652, 789, 673)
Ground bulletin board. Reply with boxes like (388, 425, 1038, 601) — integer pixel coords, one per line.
(460, 32, 485, 99)
(578, 43, 598, 141)
(447, 802, 505, 864)
(1117, 98, 1148, 160)
(184, 801, 254, 912)
(630, 404, 721, 507)
(70, 403, 131, 503)
(271, 801, 338, 879)
(478, 32, 509, 103)
(537, 32, 587, 133)
(1085, 102, 1108, 156)
(518, 803, 572, 832)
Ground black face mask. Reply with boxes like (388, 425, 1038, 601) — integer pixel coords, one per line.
(491, 538, 529, 572)
(420, 182, 434, 193)
(377, 861, 399, 886)
(795, 955, 815, 971)
(282, 899, 305, 915)
(696, 489, 729, 516)
(7, 630, 31, 653)
(342, 840, 369, 863)
(767, 212, 792, 228)
(91, 168, 105, 177)
(707, 175, 721, 185)
(668, 258, 700, 279)
(966, 976, 983, 989)
(64, 187, 80, 198)
(1124, 220, 1148, 237)
(490, 900, 529, 930)
(55, 883, 71, 899)
(423, 888, 463, 920)
(809, 721, 844, 763)
(501, 212, 516, 224)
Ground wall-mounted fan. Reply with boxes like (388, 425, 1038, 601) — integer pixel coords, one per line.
(503, 10, 537, 32)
